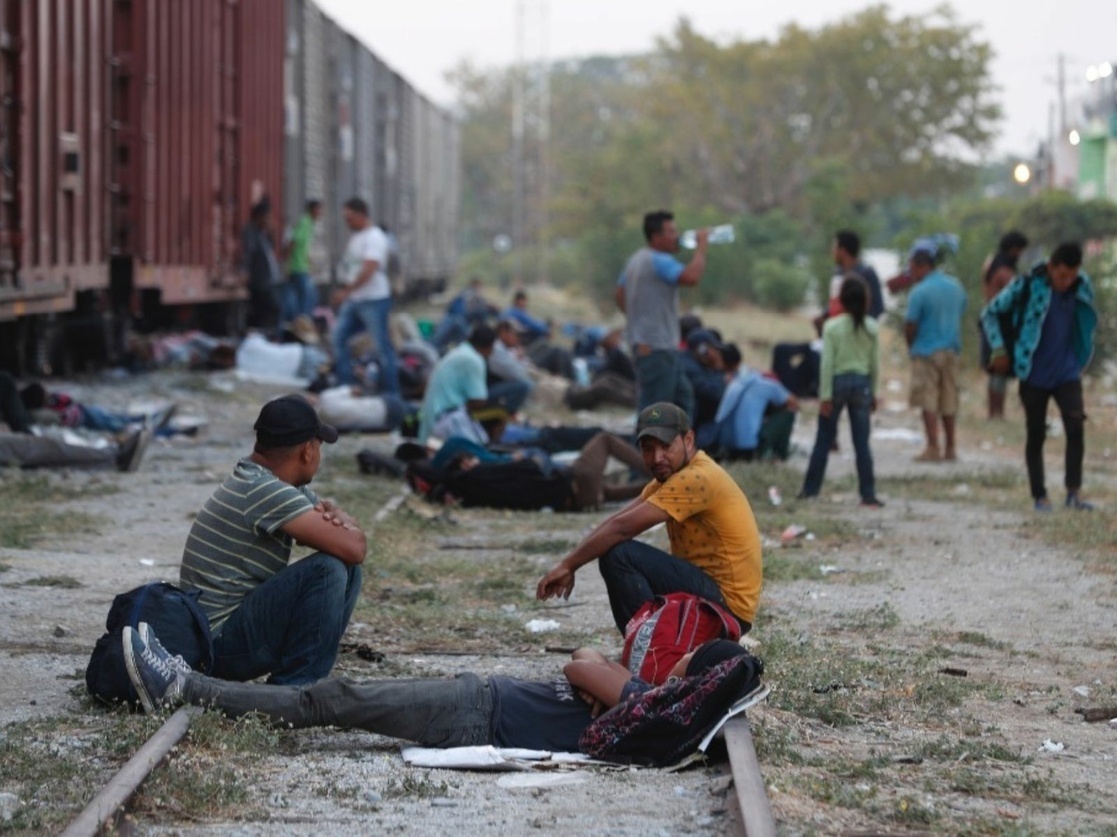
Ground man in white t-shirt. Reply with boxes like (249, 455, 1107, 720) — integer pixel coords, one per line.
(330, 197, 400, 394)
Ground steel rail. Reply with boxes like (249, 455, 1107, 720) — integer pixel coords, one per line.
(61, 706, 200, 837)
(723, 715, 777, 837)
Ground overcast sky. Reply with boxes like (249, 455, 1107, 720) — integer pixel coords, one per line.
(315, 0, 1116, 158)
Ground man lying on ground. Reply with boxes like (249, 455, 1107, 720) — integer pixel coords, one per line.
(407, 431, 650, 512)
(123, 623, 763, 753)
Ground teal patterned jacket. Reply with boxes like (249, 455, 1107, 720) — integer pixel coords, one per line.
(979, 263, 1097, 381)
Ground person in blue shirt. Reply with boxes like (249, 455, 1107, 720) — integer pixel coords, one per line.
(903, 242, 967, 462)
(980, 243, 1097, 511)
(501, 290, 550, 346)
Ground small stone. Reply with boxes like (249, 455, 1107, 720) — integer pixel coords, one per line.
(0, 792, 21, 823)
(53, 625, 68, 637)
(430, 797, 457, 807)
(363, 791, 382, 804)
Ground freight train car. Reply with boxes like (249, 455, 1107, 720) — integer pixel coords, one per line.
(282, 0, 459, 301)
(0, 0, 458, 375)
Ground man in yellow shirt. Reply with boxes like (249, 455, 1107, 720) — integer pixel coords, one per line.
(536, 402, 762, 633)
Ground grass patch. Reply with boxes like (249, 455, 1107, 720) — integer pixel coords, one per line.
(954, 631, 1010, 650)
(516, 537, 573, 554)
(19, 575, 84, 589)
(0, 708, 274, 831)
(383, 771, 454, 799)
(0, 475, 101, 549)
(835, 603, 900, 631)
(1026, 511, 1117, 568)
(759, 626, 991, 729)
(763, 552, 824, 582)
(877, 468, 1025, 507)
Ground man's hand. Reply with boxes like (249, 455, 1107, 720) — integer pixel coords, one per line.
(695, 228, 710, 249)
(576, 688, 606, 718)
(536, 563, 575, 600)
(330, 287, 349, 308)
(315, 499, 359, 530)
(819, 400, 834, 419)
(988, 354, 1011, 376)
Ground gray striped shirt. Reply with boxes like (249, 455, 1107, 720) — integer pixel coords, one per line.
(180, 459, 317, 632)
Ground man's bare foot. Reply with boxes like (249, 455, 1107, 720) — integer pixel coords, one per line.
(943, 448, 958, 462)
(914, 448, 941, 463)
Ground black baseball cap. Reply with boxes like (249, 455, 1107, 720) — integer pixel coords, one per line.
(686, 328, 727, 354)
(254, 394, 338, 448)
(635, 402, 691, 444)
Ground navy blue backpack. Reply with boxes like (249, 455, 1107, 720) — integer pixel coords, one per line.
(85, 582, 214, 708)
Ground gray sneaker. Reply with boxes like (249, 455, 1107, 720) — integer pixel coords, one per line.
(122, 624, 189, 713)
(116, 428, 152, 472)
(136, 622, 193, 680)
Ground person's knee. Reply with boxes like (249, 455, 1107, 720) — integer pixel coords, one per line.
(599, 541, 636, 574)
(300, 553, 356, 597)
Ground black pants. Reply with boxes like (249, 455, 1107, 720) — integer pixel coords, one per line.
(1018, 379, 1085, 500)
(0, 372, 31, 433)
(598, 540, 750, 635)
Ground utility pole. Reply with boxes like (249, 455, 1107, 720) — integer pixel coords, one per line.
(511, 0, 550, 285)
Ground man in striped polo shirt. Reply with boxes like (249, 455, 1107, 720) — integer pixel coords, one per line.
(179, 394, 366, 684)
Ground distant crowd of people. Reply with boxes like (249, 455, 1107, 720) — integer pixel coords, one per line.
(8, 198, 1096, 768)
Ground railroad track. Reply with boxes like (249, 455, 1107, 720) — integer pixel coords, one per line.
(63, 705, 776, 835)
(724, 716, 778, 836)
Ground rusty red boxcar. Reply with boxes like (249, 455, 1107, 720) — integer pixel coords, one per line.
(0, 0, 458, 374)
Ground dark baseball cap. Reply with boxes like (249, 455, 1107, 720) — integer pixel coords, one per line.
(686, 328, 727, 354)
(254, 394, 338, 448)
(635, 402, 691, 444)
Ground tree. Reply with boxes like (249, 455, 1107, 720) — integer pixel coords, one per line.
(450, 5, 1004, 311)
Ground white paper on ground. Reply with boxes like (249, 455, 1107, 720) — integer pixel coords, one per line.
(496, 771, 592, 789)
(401, 746, 610, 772)
(871, 428, 924, 443)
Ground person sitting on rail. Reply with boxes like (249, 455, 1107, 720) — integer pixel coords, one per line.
(123, 622, 765, 756)
(537, 402, 762, 636)
(178, 394, 366, 686)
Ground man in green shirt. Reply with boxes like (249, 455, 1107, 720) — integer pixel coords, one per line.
(282, 200, 323, 324)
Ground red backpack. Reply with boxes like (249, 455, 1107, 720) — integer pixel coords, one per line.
(621, 593, 742, 685)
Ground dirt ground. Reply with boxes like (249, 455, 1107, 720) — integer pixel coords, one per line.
(1, 354, 1115, 834)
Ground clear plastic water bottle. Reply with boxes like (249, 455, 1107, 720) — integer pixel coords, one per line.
(572, 357, 591, 387)
(679, 223, 735, 249)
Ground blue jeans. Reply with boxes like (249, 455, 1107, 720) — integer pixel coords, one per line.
(487, 379, 532, 414)
(211, 553, 363, 685)
(332, 298, 400, 394)
(183, 671, 494, 748)
(635, 349, 694, 419)
(801, 373, 876, 502)
(598, 540, 745, 634)
(79, 405, 131, 434)
(282, 272, 318, 322)
(430, 314, 469, 354)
